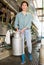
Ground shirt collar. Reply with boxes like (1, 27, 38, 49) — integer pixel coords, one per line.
(21, 12, 28, 16)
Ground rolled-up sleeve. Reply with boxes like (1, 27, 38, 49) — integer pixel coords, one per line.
(14, 14, 19, 29)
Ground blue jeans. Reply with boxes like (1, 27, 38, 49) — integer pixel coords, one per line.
(20, 29, 32, 63)
(21, 29, 32, 54)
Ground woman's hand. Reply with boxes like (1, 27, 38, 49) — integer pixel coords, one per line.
(16, 28, 18, 31)
(20, 27, 27, 33)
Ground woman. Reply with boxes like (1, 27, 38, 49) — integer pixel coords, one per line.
(14, 1, 33, 64)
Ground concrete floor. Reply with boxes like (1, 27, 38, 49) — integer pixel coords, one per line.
(0, 43, 41, 65)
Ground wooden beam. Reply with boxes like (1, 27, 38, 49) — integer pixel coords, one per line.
(40, 20, 44, 22)
(36, 8, 43, 10)
(38, 14, 44, 17)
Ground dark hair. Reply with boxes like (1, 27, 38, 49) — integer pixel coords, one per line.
(21, 1, 29, 7)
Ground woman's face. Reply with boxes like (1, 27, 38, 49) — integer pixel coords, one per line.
(21, 3, 28, 11)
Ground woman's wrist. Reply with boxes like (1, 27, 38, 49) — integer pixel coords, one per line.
(16, 28, 18, 31)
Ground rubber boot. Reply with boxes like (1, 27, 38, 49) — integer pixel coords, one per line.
(28, 52, 32, 61)
(21, 54, 26, 64)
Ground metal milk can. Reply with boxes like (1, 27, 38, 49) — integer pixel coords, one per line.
(12, 31, 23, 56)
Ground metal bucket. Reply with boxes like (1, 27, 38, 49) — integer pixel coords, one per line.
(12, 31, 23, 56)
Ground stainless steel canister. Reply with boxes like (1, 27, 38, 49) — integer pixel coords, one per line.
(12, 31, 23, 56)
